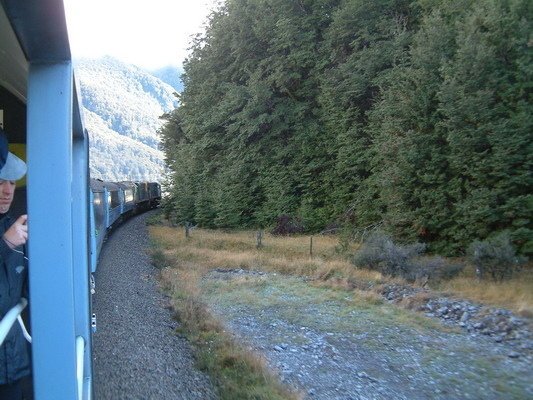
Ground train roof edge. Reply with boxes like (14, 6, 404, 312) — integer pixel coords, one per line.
(1, 0, 71, 63)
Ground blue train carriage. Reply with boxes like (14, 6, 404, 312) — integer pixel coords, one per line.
(103, 182, 123, 229)
(90, 180, 140, 272)
(88, 179, 160, 273)
(117, 181, 137, 216)
(1, 0, 93, 399)
(89, 179, 107, 273)
(134, 181, 150, 212)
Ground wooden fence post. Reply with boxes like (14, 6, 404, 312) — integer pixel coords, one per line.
(256, 230, 263, 249)
(185, 221, 190, 238)
(310, 236, 313, 257)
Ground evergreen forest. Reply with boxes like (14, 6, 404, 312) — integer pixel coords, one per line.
(160, 0, 532, 256)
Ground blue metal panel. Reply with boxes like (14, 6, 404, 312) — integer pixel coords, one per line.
(27, 62, 78, 399)
(93, 193, 106, 263)
(104, 188, 110, 229)
(89, 190, 97, 273)
(108, 206, 122, 227)
(72, 129, 93, 398)
(90, 180, 106, 264)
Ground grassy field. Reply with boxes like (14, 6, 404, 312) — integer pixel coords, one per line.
(150, 223, 532, 315)
(436, 267, 533, 317)
(150, 225, 380, 282)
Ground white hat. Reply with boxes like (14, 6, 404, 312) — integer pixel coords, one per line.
(0, 128, 27, 181)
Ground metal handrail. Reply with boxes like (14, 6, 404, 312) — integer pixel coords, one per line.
(76, 335, 85, 400)
(0, 298, 28, 346)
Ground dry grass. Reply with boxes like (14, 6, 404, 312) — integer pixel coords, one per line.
(435, 266, 533, 317)
(151, 225, 533, 316)
(150, 226, 378, 283)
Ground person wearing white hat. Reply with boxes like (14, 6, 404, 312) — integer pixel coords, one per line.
(0, 128, 30, 400)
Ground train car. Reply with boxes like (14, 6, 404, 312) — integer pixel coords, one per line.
(134, 181, 150, 212)
(88, 180, 160, 271)
(103, 182, 123, 228)
(117, 181, 137, 216)
(0, 0, 93, 398)
(89, 179, 107, 274)
(148, 182, 162, 208)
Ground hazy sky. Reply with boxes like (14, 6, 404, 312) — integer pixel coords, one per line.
(64, 0, 220, 70)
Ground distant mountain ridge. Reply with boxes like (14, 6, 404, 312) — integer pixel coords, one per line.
(75, 56, 179, 181)
(151, 65, 184, 93)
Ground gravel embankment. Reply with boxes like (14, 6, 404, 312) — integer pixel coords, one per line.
(201, 269, 533, 400)
(92, 212, 217, 400)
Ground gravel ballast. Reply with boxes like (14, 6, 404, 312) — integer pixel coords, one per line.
(92, 212, 217, 400)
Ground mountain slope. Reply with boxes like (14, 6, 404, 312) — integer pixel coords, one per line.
(75, 57, 179, 181)
(151, 65, 184, 93)
(84, 110, 166, 181)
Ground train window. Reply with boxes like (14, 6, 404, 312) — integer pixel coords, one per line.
(110, 191, 121, 208)
(93, 193, 105, 227)
(125, 189, 134, 203)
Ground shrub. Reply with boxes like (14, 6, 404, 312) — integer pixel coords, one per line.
(408, 256, 465, 283)
(353, 232, 426, 278)
(353, 232, 466, 283)
(270, 215, 305, 236)
(468, 233, 528, 281)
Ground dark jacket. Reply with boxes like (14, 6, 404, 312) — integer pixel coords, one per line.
(0, 214, 30, 384)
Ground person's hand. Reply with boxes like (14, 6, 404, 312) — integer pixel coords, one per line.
(3, 214, 28, 249)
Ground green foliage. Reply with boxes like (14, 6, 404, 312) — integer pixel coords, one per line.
(160, 0, 532, 256)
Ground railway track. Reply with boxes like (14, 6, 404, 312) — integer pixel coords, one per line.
(92, 212, 217, 399)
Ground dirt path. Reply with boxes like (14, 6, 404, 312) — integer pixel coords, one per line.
(200, 269, 533, 400)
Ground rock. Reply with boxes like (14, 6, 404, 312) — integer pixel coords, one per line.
(460, 312, 470, 322)
(508, 351, 520, 359)
(473, 322, 485, 330)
